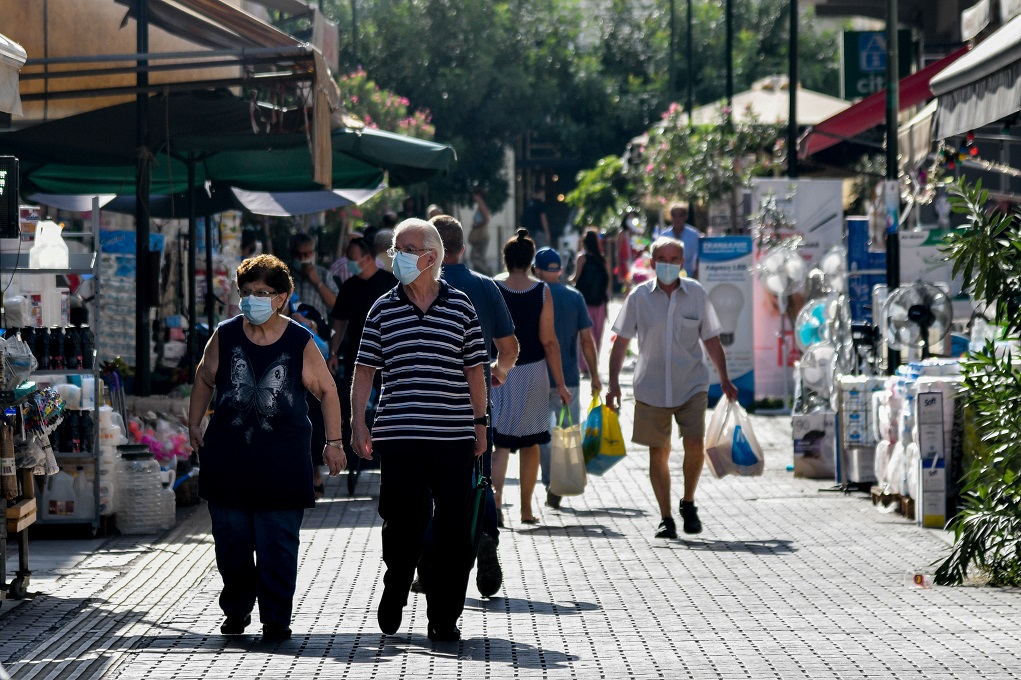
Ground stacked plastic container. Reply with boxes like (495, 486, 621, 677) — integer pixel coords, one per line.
(115, 445, 164, 534)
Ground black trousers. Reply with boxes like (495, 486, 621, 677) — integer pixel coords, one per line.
(376, 440, 475, 629)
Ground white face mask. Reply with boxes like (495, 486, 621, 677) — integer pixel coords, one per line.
(655, 261, 682, 285)
(298, 256, 314, 266)
(392, 251, 424, 285)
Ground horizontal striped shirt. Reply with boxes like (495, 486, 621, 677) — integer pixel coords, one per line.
(356, 280, 488, 441)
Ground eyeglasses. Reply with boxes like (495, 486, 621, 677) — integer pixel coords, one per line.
(386, 246, 431, 258)
(239, 289, 279, 298)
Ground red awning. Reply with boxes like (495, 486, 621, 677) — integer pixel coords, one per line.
(799, 46, 970, 159)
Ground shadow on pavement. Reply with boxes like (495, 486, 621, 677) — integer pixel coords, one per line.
(514, 523, 624, 539)
(132, 632, 579, 669)
(672, 538, 797, 554)
(556, 506, 648, 519)
(465, 596, 600, 615)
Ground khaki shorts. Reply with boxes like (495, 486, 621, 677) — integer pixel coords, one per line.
(632, 392, 709, 448)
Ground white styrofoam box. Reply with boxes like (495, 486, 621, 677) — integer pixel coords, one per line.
(846, 446, 877, 484)
(917, 458, 947, 528)
(792, 410, 837, 479)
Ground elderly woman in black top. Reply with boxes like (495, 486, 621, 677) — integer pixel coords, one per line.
(351, 218, 489, 642)
(188, 254, 346, 642)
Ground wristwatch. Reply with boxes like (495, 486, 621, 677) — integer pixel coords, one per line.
(325, 439, 344, 450)
(472, 415, 489, 426)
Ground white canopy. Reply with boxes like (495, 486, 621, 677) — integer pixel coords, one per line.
(930, 12, 1021, 138)
(690, 75, 850, 126)
(0, 32, 27, 116)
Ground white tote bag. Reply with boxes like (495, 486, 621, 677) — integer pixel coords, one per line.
(549, 407, 587, 496)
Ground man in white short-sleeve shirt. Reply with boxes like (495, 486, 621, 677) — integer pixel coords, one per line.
(607, 237, 737, 539)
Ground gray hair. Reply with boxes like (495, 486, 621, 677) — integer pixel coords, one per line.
(650, 236, 685, 260)
(393, 218, 444, 280)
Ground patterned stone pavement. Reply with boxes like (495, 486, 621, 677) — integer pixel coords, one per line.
(1, 367, 1020, 678)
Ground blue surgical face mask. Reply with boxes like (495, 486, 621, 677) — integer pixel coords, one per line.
(392, 251, 424, 285)
(655, 261, 682, 286)
(347, 258, 363, 277)
(240, 295, 276, 325)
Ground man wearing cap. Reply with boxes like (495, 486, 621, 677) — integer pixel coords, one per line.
(531, 247, 602, 508)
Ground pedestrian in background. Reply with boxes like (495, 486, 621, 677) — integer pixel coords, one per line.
(491, 230, 572, 525)
(657, 203, 702, 278)
(351, 219, 489, 642)
(607, 237, 737, 539)
(614, 213, 640, 296)
(467, 186, 492, 275)
(531, 247, 601, 509)
(188, 254, 346, 642)
(431, 213, 519, 598)
(570, 228, 611, 375)
(288, 233, 338, 322)
(327, 235, 397, 467)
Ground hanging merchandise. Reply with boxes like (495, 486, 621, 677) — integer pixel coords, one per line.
(1, 423, 18, 499)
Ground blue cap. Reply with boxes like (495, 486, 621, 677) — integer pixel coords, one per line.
(533, 247, 562, 272)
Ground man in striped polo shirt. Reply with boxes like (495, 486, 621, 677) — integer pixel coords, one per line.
(351, 219, 489, 643)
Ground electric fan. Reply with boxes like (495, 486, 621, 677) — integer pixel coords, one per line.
(817, 246, 847, 293)
(797, 343, 836, 410)
(794, 299, 829, 351)
(758, 246, 807, 299)
(883, 281, 953, 360)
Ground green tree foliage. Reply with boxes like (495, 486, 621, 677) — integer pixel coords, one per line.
(564, 155, 641, 231)
(317, 0, 841, 212)
(640, 104, 782, 206)
(934, 179, 1021, 587)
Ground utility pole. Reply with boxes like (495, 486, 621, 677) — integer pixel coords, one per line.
(687, 0, 694, 126)
(885, 0, 900, 373)
(787, 0, 798, 178)
(725, 0, 733, 106)
(669, 0, 676, 103)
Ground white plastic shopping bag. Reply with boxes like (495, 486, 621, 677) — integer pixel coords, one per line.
(704, 399, 765, 478)
(549, 407, 587, 496)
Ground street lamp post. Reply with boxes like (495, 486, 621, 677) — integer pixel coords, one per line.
(885, 0, 900, 373)
(725, 0, 733, 105)
(687, 0, 694, 126)
(787, 0, 798, 178)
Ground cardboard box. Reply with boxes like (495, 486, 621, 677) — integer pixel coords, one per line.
(846, 446, 877, 484)
(916, 391, 946, 461)
(918, 458, 947, 528)
(792, 411, 837, 479)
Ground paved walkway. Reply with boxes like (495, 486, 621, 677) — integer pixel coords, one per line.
(2, 361, 1020, 677)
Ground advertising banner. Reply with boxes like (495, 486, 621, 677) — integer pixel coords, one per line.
(701, 236, 754, 407)
(749, 179, 844, 400)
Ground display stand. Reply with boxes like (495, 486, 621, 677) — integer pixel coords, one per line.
(1, 203, 103, 534)
(0, 390, 40, 600)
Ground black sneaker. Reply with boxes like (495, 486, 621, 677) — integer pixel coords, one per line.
(261, 624, 292, 641)
(427, 624, 461, 642)
(476, 533, 502, 598)
(680, 501, 702, 534)
(654, 517, 677, 539)
(220, 613, 251, 635)
(545, 491, 562, 509)
(410, 577, 426, 595)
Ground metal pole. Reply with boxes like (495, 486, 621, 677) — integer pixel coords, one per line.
(687, 0, 694, 126)
(206, 216, 215, 335)
(135, 0, 152, 395)
(725, 0, 734, 105)
(350, 0, 359, 67)
(669, 0, 676, 103)
(187, 158, 198, 382)
(787, 0, 798, 178)
(885, 0, 900, 373)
